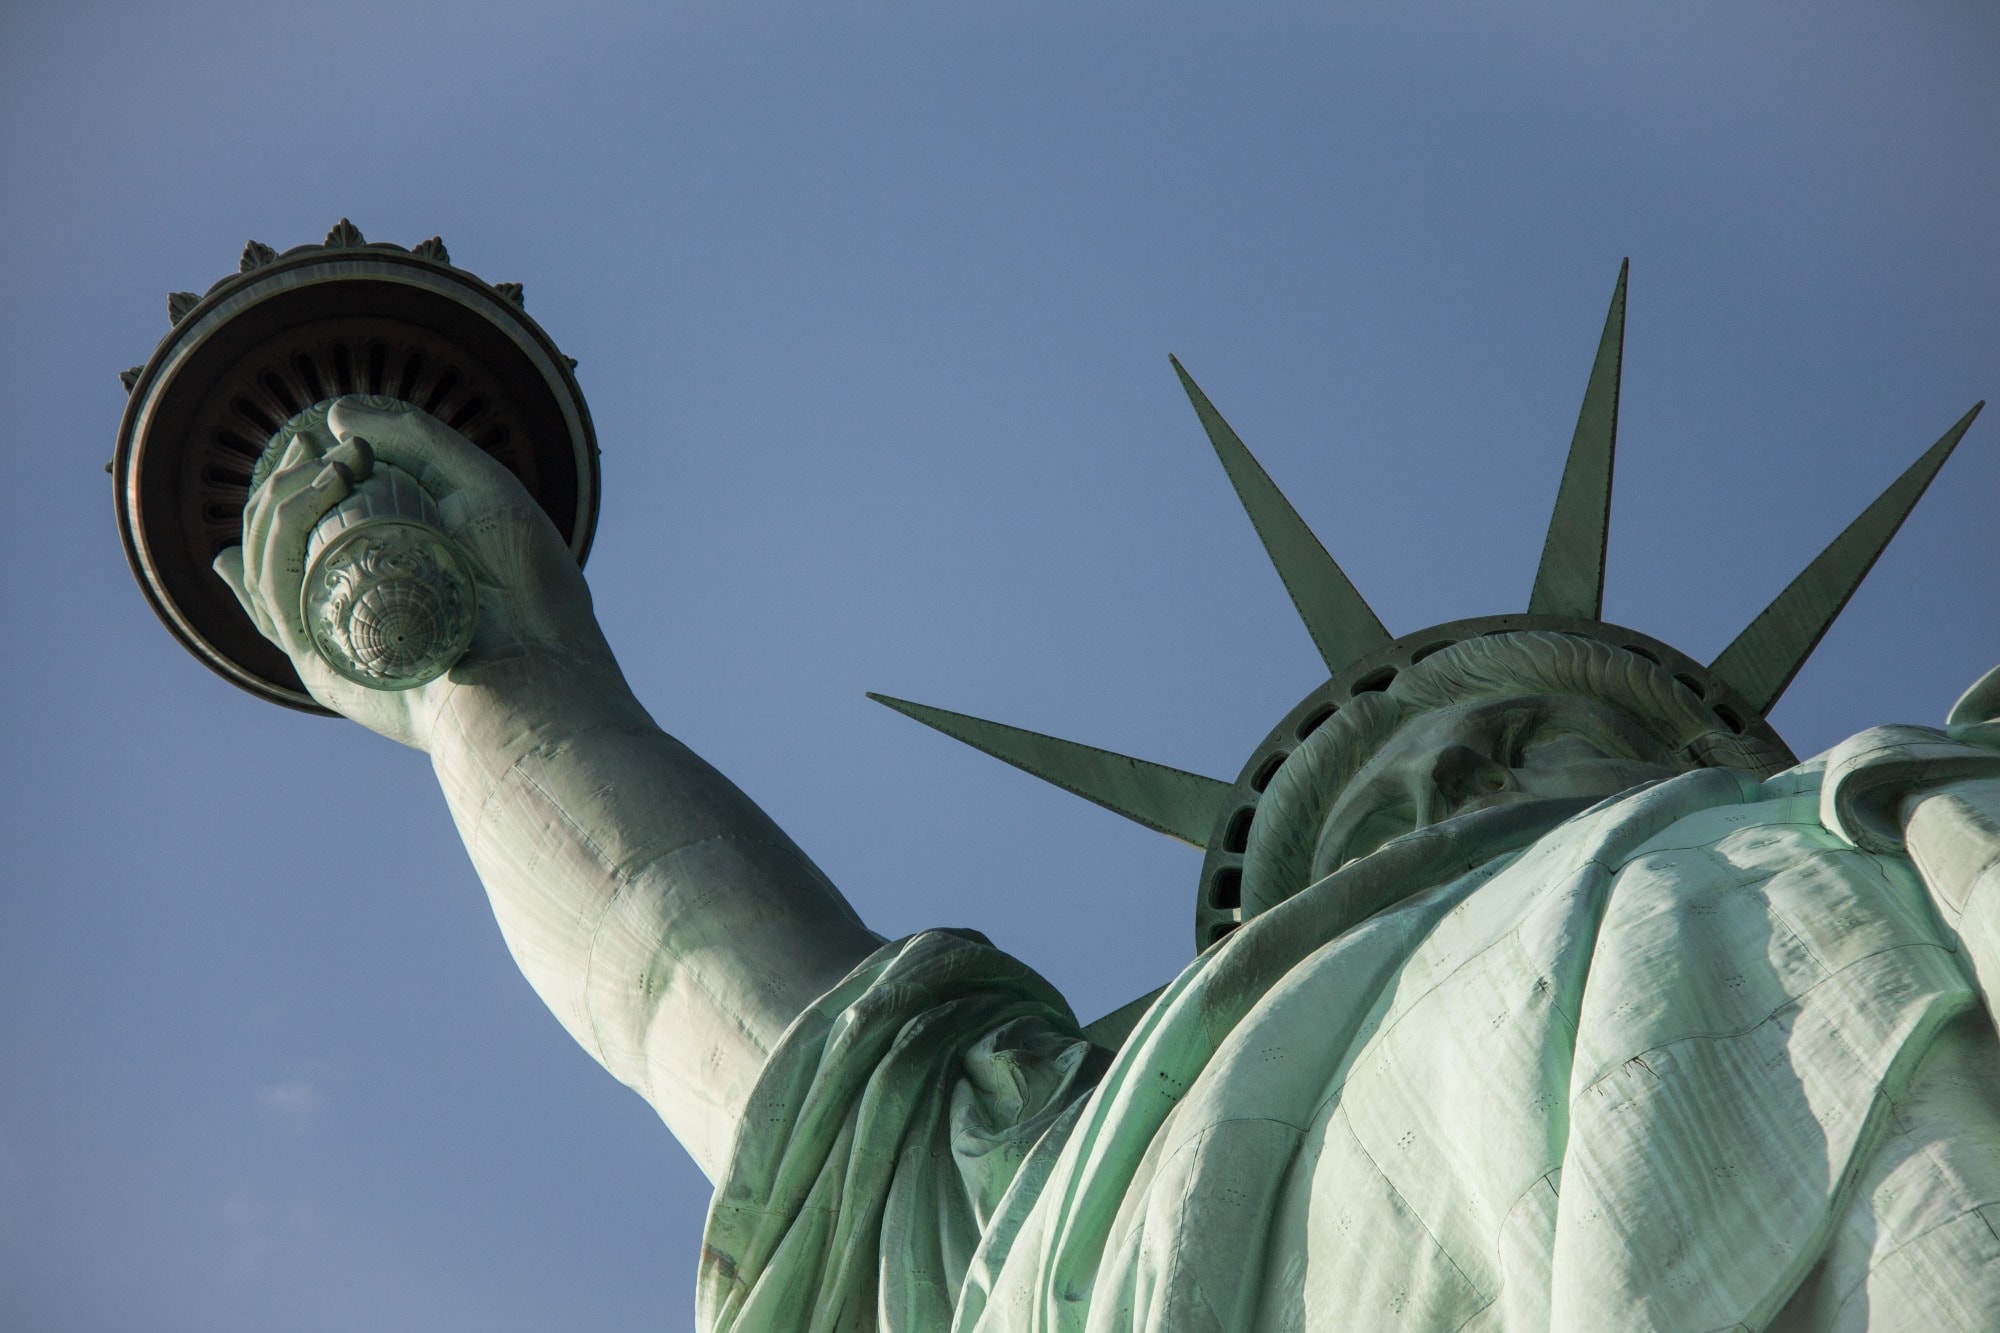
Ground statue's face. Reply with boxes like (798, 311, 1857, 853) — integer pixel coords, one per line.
(1313, 693, 1692, 873)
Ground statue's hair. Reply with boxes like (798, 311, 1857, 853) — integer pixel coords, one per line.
(1240, 631, 1788, 913)
(1395, 631, 1790, 776)
(1396, 633, 1703, 749)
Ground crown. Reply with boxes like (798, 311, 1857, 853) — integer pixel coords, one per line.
(868, 262, 1984, 952)
(111, 220, 600, 713)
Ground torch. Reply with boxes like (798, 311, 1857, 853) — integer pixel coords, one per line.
(111, 220, 600, 712)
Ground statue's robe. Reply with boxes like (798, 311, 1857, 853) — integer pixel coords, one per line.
(698, 724, 2000, 1332)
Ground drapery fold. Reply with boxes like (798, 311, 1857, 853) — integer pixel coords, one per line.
(701, 727, 2000, 1331)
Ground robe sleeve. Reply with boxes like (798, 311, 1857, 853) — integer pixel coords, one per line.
(696, 929, 1104, 1333)
(1823, 719, 2000, 1011)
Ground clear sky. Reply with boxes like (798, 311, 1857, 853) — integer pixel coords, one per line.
(2, 3, 1995, 1329)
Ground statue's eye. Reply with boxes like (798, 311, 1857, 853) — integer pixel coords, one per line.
(1520, 729, 1592, 765)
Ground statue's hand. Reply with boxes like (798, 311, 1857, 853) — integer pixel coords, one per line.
(214, 395, 612, 750)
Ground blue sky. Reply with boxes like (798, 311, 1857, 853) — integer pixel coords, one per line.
(2, 3, 1995, 1329)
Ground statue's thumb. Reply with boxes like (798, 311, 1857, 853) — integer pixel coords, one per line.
(211, 546, 266, 637)
(1948, 665, 2000, 728)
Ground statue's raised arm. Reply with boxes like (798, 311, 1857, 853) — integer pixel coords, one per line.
(218, 395, 882, 1178)
(123, 237, 2000, 1331)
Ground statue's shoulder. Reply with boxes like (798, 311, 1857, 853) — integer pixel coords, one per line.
(1815, 722, 2000, 853)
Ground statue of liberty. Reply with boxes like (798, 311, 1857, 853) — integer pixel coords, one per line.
(114, 231, 2000, 1330)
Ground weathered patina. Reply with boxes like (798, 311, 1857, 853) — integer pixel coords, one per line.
(119, 237, 1999, 1330)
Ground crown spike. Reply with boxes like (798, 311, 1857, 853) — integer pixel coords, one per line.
(1171, 357, 1390, 675)
(868, 693, 1232, 847)
(1528, 260, 1627, 618)
(1710, 402, 1983, 715)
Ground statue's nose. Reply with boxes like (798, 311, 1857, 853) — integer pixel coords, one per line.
(1430, 743, 1516, 812)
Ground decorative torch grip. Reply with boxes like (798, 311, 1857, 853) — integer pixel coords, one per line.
(301, 463, 478, 691)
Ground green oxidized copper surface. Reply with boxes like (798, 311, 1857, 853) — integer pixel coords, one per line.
(875, 265, 1983, 949)
(117, 242, 2000, 1331)
(112, 220, 598, 712)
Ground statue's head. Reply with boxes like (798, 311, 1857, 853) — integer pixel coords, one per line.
(866, 262, 1981, 952)
(1240, 630, 1789, 911)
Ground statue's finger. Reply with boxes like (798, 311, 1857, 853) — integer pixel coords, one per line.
(289, 414, 336, 460)
(260, 447, 338, 499)
(270, 462, 356, 554)
(242, 439, 339, 555)
(243, 437, 369, 582)
(240, 457, 323, 586)
(313, 457, 355, 493)
(272, 433, 315, 477)
(253, 464, 358, 642)
(327, 395, 523, 507)
(322, 435, 375, 482)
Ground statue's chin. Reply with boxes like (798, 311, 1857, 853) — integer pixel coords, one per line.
(1320, 792, 1610, 882)
(1446, 788, 1543, 819)
(1426, 792, 1609, 841)
(1449, 772, 1669, 824)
